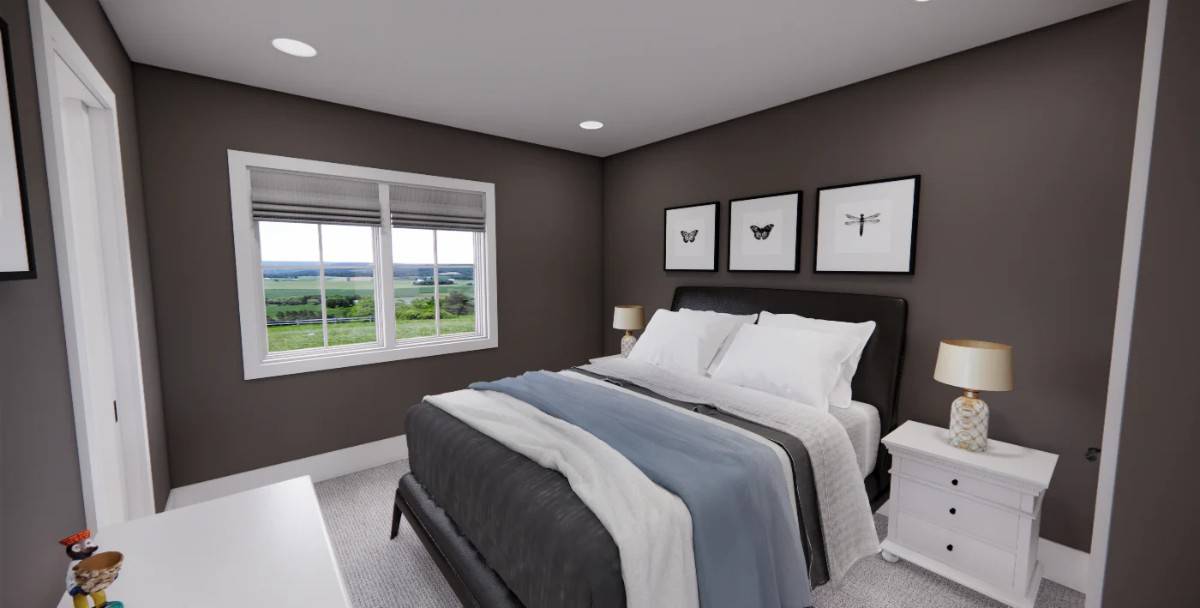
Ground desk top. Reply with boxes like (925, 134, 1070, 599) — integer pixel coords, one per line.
(58, 477, 349, 608)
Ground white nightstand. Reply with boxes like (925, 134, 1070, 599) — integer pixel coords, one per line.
(880, 421, 1058, 608)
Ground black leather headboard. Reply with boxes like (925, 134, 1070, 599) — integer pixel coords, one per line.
(671, 285, 908, 438)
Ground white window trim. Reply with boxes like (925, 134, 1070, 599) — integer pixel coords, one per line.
(228, 150, 498, 379)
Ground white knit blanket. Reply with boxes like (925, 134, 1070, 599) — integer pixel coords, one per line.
(425, 388, 700, 608)
(585, 356, 880, 582)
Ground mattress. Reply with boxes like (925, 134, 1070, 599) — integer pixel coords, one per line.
(829, 400, 881, 478)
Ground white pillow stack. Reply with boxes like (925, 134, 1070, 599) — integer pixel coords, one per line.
(709, 323, 860, 412)
(627, 309, 755, 376)
(756, 311, 876, 408)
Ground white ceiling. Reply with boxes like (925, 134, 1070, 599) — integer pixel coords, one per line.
(100, 0, 1127, 157)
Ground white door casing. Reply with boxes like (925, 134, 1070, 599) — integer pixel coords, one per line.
(29, 0, 155, 528)
(1086, 1, 1169, 606)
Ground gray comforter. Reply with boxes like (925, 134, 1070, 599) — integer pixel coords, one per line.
(472, 371, 812, 608)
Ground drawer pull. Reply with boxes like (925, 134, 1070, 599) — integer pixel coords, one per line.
(951, 478, 959, 486)
(949, 507, 957, 515)
(946, 544, 954, 552)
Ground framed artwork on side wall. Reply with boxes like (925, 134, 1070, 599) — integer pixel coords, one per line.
(728, 190, 801, 272)
(664, 201, 718, 271)
(0, 17, 34, 281)
(815, 175, 920, 274)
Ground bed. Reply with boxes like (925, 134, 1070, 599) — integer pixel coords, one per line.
(390, 286, 907, 608)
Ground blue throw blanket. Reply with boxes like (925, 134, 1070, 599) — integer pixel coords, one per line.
(472, 371, 812, 608)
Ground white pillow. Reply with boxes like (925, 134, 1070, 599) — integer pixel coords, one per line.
(710, 324, 860, 412)
(757, 311, 876, 408)
(628, 309, 747, 375)
(678, 308, 758, 373)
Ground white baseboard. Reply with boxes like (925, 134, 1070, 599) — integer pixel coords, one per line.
(166, 435, 408, 510)
(874, 500, 1088, 593)
(1037, 537, 1089, 594)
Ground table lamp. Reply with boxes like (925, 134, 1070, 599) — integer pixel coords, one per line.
(934, 339, 1013, 452)
(613, 305, 645, 356)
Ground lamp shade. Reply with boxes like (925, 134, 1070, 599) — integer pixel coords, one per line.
(613, 305, 645, 331)
(933, 339, 1013, 392)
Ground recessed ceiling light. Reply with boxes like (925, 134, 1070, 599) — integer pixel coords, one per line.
(579, 120, 604, 130)
(272, 38, 317, 58)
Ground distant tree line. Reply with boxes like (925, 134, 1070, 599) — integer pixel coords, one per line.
(263, 264, 475, 280)
(267, 292, 473, 324)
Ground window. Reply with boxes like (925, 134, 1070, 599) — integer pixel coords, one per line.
(229, 151, 497, 379)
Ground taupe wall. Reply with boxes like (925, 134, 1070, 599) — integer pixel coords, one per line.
(132, 66, 604, 487)
(0, 0, 167, 605)
(1103, 2, 1200, 604)
(601, 3, 1147, 552)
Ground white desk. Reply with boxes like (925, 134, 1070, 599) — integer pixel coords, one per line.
(58, 477, 350, 608)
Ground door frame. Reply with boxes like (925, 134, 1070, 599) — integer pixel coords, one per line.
(1085, 1, 1168, 605)
(29, 0, 155, 527)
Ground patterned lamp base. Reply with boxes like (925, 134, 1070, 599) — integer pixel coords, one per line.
(620, 332, 638, 357)
(949, 393, 989, 452)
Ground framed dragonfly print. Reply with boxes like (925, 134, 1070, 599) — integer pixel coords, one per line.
(664, 201, 718, 271)
(0, 17, 34, 281)
(814, 175, 920, 274)
(728, 190, 801, 272)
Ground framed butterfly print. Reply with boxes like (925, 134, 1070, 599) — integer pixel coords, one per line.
(663, 201, 718, 271)
(728, 191, 801, 272)
(814, 175, 919, 274)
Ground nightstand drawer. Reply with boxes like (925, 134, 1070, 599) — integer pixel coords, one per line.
(895, 511, 1016, 588)
(897, 457, 1022, 510)
(896, 478, 1020, 550)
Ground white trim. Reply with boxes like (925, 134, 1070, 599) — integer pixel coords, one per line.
(1040, 537, 1089, 594)
(875, 500, 1088, 592)
(166, 435, 409, 510)
(228, 150, 499, 380)
(1087, 2, 1168, 606)
(29, 0, 155, 527)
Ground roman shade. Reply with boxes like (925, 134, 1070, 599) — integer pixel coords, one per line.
(250, 168, 382, 226)
(389, 183, 486, 231)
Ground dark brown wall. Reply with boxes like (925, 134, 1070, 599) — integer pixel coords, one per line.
(601, 3, 1147, 552)
(1103, 2, 1200, 604)
(132, 66, 604, 487)
(0, 0, 167, 605)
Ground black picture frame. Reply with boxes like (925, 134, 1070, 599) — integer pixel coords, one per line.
(663, 201, 719, 272)
(813, 175, 920, 275)
(727, 190, 802, 273)
(0, 17, 35, 281)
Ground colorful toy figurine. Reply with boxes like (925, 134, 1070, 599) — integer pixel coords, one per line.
(59, 530, 123, 608)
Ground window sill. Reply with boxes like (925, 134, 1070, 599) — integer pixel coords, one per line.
(244, 334, 498, 380)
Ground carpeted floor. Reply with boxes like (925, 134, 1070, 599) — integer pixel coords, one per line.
(315, 460, 1084, 608)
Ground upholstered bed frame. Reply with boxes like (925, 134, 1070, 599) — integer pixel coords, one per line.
(392, 286, 908, 607)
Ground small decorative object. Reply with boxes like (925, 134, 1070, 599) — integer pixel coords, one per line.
(613, 305, 645, 356)
(728, 191, 801, 272)
(664, 201, 719, 271)
(0, 17, 35, 280)
(933, 339, 1014, 452)
(814, 175, 919, 273)
(60, 530, 123, 608)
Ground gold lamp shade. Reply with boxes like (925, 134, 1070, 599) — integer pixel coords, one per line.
(934, 339, 1013, 392)
(612, 305, 645, 331)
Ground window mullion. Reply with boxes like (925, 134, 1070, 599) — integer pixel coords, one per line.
(379, 183, 396, 348)
(475, 231, 484, 335)
(318, 224, 329, 348)
(432, 230, 440, 336)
